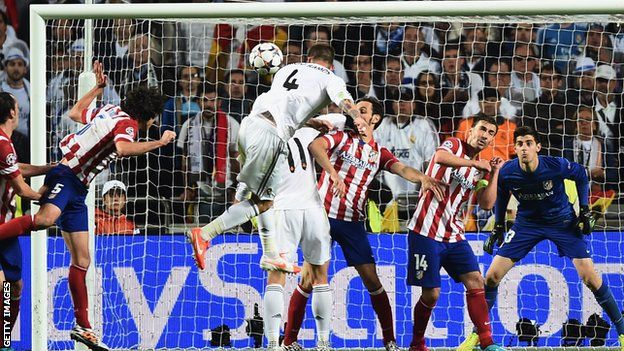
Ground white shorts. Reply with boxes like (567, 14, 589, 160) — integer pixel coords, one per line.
(237, 115, 287, 200)
(274, 207, 331, 265)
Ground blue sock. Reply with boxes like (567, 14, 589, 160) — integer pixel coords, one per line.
(485, 284, 498, 311)
(593, 283, 624, 335)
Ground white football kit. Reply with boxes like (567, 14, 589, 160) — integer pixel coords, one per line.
(273, 114, 346, 265)
(237, 63, 352, 199)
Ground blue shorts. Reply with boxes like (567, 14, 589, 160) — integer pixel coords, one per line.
(329, 218, 375, 266)
(40, 164, 89, 233)
(0, 237, 22, 281)
(496, 219, 591, 261)
(407, 232, 481, 288)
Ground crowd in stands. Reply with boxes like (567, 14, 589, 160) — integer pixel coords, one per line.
(3, 1, 624, 233)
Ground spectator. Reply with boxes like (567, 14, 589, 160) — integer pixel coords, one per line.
(509, 43, 541, 109)
(412, 70, 449, 137)
(536, 22, 587, 74)
(0, 48, 29, 140)
(461, 23, 493, 77)
(563, 107, 606, 189)
(303, 25, 349, 82)
(593, 63, 623, 189)
(567, 56, 597, 108)
(521, 62, 575, 155)
(160, 65, 202, 133)
(95, 180, 138, 235)
(177, 84, 240, 223)
(282, 40, 303, 65)
(0, 9, 28, 81)
(219, 69, 250, 123)
(374, 23, 404, 57)
(375, 56, 404, 114)
(401, 24, 439, 81)
(94, 18, 138, 85)
(485, 59, 512, 100)
(439, 42, 483, 125)
(501, 23, 537, 56)
(583, 23, 614, 66)
(375, 88, 438, 203)
(455, 87, 516, 161)
(347, 54, 376, 100)
(117, 33, 161, 99)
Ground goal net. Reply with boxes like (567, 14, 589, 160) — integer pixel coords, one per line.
(20, 2, 624, 350)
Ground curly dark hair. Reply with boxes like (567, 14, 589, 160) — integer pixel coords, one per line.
(121, 86, 166, 123)
(0, 92, 16, 124)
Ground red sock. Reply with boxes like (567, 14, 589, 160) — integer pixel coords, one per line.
(0, 215, 34, 240)
(466, 289, 493, 347)
(69, 265, 91, 329)
(369, 287, 395, 344)
(411, 297, 434, 348)
(283, 284, 310, 346)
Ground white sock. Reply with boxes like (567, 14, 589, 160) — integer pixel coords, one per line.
(312, 284, 332, 342)
(263, 284, 284, 344)
(201, 200, 259, 241)
(257, 207, 278, 258)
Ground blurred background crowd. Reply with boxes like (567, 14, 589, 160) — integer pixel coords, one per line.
(3, 0, 624, 233)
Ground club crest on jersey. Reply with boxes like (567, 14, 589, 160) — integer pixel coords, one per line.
(416, 271, 424, 280)
(5, 153, 16, 166)
(543, 180, 553, 191)
(368, 150, 378, 164)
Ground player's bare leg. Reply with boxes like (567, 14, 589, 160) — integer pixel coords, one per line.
(458, 256, 515, 351)
(573, 258, 624, 345)
(353, 263, 398, 351)
(63, 231, 109, 351)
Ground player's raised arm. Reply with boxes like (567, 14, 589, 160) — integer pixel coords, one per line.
(434, 148, 491, 172)
(476, 157, 504, 210)
(389, 161, 446, 202)
(309, 135, 346, 198)
(67, 60, 108, 123)
(115, 130, 176, 157)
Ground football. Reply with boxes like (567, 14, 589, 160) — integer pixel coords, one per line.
(249, 42, 283, 75)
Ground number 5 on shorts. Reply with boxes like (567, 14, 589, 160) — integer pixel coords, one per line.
(48, 183, 64, 199)
(414, 254, 428, 271)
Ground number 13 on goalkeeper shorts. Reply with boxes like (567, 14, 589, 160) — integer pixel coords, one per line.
(414, 254, 428, 279)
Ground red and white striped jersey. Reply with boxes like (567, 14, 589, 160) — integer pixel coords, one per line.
(0, 129, 20, 224)
(408, 137, 485, 243)
(318, 130, 399, 222)
(59, 104, 138, 186)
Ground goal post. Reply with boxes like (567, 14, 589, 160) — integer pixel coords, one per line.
(28, 1, 624, 350)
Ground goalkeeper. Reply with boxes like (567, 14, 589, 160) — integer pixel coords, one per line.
(459, 126, 624, 351)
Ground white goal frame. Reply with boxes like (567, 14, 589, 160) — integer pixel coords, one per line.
(29, 1, 624, 350)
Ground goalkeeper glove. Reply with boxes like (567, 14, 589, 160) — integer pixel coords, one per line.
(484, 223, 505, 255)
(577, 205, 595, 235)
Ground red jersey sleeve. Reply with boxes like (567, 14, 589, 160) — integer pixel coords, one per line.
(112, 118, 138, 143)
(322, 130, 345, 151)
(437, 137, 461, 155)
(0, 140, 20, 180)
(380, 147, 400, 171)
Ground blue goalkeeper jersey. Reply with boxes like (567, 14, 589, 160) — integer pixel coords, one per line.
(495, 156, 589, 224)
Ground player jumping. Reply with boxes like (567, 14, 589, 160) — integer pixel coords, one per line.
(0, 62, 175, 351)
(458, 126, 624, 351)
(188, 43, 366, 273)
(305, 97, 446, 351)
(407, 114, 506, 351)
(0, 92, 53, 351)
